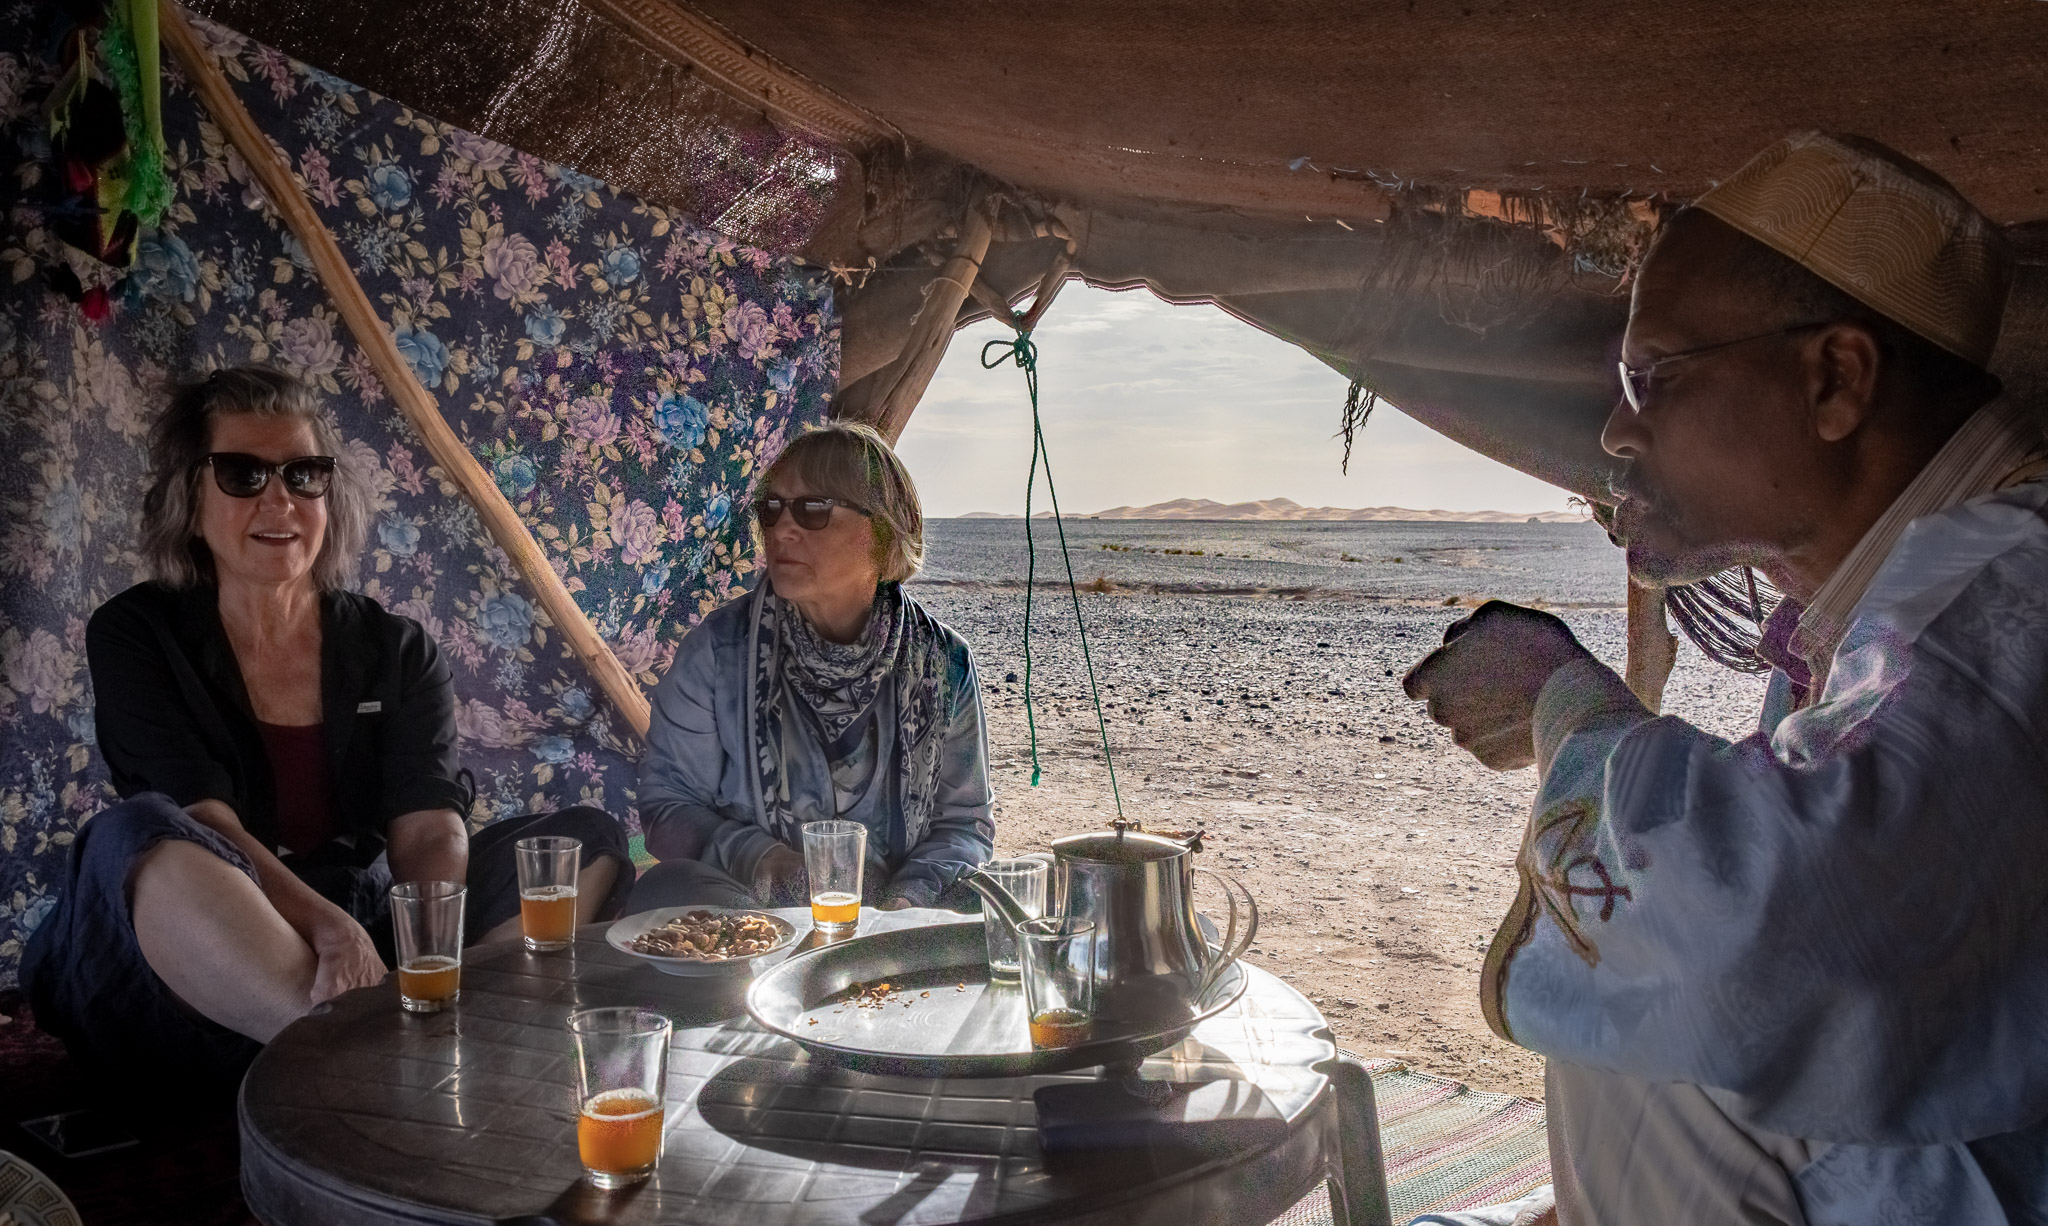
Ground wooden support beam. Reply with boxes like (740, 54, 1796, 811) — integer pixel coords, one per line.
(865, 195, 996, 444)
(968, 243, 1074, 335)
(1624, 578, 1678, 714)
(578, 0, 899, 151)
(159, 2, 652, 739)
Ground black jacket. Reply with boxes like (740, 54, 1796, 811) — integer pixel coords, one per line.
(86, 582, 467, 865)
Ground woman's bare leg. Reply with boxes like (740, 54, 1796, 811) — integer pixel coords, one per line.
(131, 839, 319, 1042)
(576, 857, 620, 923)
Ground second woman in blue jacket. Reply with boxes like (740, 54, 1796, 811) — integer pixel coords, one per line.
(631, 422, 994, 912)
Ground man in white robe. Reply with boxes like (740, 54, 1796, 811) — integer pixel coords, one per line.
(1404, 132, 2048, 1224)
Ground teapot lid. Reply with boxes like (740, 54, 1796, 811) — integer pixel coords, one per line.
(1051, 827, 1190, 864)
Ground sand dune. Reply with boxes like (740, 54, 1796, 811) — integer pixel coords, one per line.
(961, 497, 1582, 523)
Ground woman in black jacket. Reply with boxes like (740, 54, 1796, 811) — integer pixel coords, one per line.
(22, 367, 630, 1100)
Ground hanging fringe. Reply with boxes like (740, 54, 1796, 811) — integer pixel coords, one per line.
(1338, 379, 1379, 475)
(1664, 567, 1778, 674)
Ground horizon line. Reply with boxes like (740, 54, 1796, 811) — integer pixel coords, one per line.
(941, 495, 1589, 521)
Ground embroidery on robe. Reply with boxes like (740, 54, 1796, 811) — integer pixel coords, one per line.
(1479, 865, 1540, 1044)
(1482, 794, 1635, 1039)
(1529, 797, 1630, 968)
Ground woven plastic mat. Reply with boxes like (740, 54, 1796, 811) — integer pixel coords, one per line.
(1274, 1057, 1549, 1225)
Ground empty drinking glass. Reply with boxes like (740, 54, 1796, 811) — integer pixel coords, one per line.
(391, 881, 465, 1013)
(978, 858, 1048, 981)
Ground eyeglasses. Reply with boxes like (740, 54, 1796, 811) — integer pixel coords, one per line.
(199, 452, 338, 499)
(1617, 322, 1831, 413)
(754, 495, 871, 531)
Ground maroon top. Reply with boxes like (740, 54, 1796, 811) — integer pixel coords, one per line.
(256, 721, 335, 856)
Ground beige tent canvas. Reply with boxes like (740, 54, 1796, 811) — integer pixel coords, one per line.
(183, 0, 2048, 506)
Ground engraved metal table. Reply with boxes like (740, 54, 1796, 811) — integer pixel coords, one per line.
(240, 909, 1389, 1226)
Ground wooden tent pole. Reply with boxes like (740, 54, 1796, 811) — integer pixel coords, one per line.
(867, 195, 997, 443)
(158, 2, 652, 739)
(968, 244, 1075, 335)
(1624, 578, 1677, 713)
(577, 0, 899, 151)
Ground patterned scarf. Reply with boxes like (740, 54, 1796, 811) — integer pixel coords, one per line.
(748, 580, 952, 850)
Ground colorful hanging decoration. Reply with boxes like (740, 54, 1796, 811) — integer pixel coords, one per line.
(39, 0, 171, 319)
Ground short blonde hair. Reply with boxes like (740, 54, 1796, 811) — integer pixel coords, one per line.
(761, 422, 925, 583)
(139, 366, 369, 591)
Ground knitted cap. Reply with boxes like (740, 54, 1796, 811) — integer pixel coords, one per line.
(1695, 132, 2011, 367)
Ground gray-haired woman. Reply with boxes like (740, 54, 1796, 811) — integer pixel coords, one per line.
(21, 366, 630, 1104)
(632, 422, 995, 912)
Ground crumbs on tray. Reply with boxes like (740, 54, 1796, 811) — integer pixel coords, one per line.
(823, 982, 967, 1016)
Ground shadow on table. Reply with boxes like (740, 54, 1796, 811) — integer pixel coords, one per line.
(693, 1045, 1271, 1182)
(492, 1176, 650, 1226)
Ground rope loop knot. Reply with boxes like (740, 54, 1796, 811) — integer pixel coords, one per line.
(979, 332, 1038, 374)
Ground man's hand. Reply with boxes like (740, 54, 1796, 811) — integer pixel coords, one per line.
(308, 914, 386, 1004)
(753, 845, 808, 906)
(1402, 601, 1594, 770)
(874, 895, 917, 911)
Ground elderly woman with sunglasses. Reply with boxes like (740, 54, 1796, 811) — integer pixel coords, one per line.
(632, 422, 995, 914)
(21, 366, 631, 1104)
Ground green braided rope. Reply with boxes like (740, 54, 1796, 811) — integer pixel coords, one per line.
(980, 332, 1124, 819)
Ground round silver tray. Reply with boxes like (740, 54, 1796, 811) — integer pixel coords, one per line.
(744, 921, 1248, 1078)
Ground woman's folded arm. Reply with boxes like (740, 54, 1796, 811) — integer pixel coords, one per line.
(885, 661, 996, 905)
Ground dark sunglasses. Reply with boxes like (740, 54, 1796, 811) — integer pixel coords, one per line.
(753, 495, 871, 531)
(1617, 321, 1832, 413)
(199, 452, 338, 499)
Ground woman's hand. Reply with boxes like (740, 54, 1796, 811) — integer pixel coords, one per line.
(307, 914, 386, 1005)
(753, 845, 808, 907)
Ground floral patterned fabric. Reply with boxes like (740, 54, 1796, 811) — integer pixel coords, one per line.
(0, 14, 838, 986)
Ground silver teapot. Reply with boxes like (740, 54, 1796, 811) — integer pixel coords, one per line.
(966, 818, 1257, 1026)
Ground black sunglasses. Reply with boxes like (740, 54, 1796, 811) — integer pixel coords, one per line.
(200, 452, 338, 499)
(753, 495, 871, 531)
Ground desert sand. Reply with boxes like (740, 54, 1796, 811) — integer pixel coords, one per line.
(913, 519, 1767, 1098)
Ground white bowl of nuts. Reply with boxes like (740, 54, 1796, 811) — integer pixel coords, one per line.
(606, 906, 803, 977)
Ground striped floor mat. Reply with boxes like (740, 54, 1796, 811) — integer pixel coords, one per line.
(1276, 1057, 1550, 1225)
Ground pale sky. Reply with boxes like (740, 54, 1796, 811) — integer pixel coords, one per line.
(894, 284, 1580, 519)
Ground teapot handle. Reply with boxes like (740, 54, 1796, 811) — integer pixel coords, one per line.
(1192, 867, 1259, 996)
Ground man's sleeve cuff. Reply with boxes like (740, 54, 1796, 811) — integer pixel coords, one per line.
(1533, 655, 1648, 777)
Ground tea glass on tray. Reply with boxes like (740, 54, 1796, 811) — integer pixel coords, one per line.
(1018, 916, 1095, 1049)
(978, 857, 1048, 981)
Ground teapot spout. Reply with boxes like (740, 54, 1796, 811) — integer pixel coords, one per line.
(963, 868, 1033, 935)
